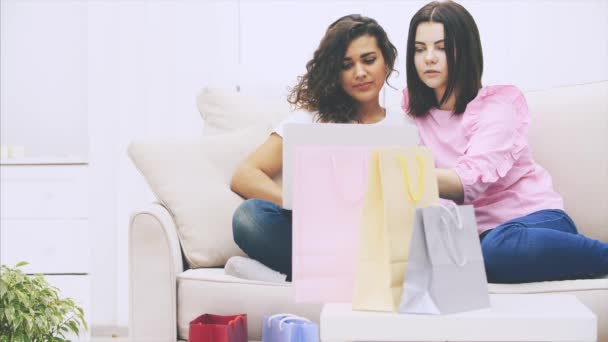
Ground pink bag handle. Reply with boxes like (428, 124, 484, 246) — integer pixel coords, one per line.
(329, 154, 368, 204)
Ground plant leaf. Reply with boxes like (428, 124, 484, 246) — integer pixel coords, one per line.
(67, 320, 79, 334)
(0, 264, 87, 339)
(15, 261, 28, 268)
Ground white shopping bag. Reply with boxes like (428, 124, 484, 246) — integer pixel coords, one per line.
(399, 203, 490, 314)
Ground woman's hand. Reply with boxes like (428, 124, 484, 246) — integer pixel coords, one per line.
(230, 133, 284, 207)
(435, 168, 464, 203)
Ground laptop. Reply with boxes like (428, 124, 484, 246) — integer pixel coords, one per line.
(282, 123, 419, 209)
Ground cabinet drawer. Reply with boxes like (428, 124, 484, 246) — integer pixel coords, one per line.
(0, 165, 88, 219)
(45, 275, 91, 341)
(1, 219, 90, 273)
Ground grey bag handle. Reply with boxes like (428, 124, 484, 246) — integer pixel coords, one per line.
(437, 202, 468, 267)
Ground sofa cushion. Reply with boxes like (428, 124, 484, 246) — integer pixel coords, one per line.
(197, 87, 292, 135)
(128, 125, 273, 268)
(488, 275, 608, 294)
(525, 81, 608, 242)
(177, 268, 322, 341)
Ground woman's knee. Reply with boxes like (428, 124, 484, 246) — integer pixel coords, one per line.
(481, 236, 502, 273)
(232, 199, 264, 244)
(481, 226, 542, 282)
(481, 228, 518, 276)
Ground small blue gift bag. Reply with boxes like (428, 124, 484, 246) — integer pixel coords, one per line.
(262, 314, 319, 342)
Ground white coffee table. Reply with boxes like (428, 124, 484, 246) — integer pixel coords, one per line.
(320, 294, 597, 342)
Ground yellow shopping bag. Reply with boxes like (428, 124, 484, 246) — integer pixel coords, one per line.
(352, 146, 439, 312)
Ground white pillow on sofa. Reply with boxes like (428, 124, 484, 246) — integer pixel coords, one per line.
(128, 125, 272, 268)
(197, 87, 292, 134)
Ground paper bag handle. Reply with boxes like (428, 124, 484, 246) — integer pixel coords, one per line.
(437, 202, 467, 267)
(398, 155, 425, 203)
(228, 315, 245, 329)
(266, 313, 297, 327)
(330, 155, 368, 204)
(279, 316, 312, 330)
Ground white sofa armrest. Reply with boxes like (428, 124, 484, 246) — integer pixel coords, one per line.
(129, 202, 183, 342)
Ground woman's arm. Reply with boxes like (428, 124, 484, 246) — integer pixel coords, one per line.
(230, 133, 284, 207)
(436, 168, 464, 203)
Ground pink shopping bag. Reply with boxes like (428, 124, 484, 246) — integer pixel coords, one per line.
(292, 145, 370, 303)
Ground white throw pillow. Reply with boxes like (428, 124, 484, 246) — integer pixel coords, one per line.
(128, 125, 272, 268)
(197, 87, 292, 134)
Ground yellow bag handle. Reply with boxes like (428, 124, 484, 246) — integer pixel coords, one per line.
(398, 155, 425, 202)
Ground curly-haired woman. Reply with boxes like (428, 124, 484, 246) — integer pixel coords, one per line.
(229, 14, 406, 280)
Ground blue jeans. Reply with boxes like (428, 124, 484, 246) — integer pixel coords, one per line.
(481, 209, 608, 283)
(232, 199, 293, 279)
(233, 201, 608, 284)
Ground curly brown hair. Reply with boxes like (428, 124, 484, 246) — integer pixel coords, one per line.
(288, 14, 398, 123)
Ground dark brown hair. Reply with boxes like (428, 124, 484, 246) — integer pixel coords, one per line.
(288, 14, 398, 123)
(405, 1, 483, 117)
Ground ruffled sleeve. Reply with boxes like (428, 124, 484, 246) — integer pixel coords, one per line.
(453, 85, 531, 203)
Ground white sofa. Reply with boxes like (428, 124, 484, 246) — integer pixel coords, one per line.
(129, 82, 608, 342)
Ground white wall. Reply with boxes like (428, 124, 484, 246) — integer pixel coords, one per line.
(236, 0, 608, 108)
(2, 0, 607, 333)
(86, 0, 239, 329)
(0, 0, 88, 158)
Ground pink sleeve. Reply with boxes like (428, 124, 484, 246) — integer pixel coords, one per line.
(453, 86, 530, 203)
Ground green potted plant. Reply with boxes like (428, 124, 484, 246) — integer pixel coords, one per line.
(0, 261, 87, 341)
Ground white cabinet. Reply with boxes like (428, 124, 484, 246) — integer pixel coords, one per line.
(0, 158, 91, 341)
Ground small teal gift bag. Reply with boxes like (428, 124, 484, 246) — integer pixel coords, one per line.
(262, 314, 319, 342)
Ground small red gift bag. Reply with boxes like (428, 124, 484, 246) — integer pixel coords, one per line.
(188, 313, 247, 342)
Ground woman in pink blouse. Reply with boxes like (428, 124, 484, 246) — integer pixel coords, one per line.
(404, 1, 608, 283)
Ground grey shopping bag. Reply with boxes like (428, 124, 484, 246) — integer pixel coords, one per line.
(399, 203, 490, 314)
